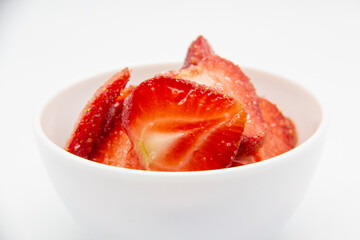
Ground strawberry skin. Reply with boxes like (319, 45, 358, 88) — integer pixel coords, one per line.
(183, 35, 215, 68)
(87, 85, 143, 169)
(254, 98, 297, 160)
(233, 98, 298, 166)
(65, 68, 130, 159)
(122, 76, 247, 171)
(88, 118, 143, 170)
(168, 55, 267, 156)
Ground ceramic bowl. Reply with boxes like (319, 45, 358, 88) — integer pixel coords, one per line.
(34, 63, 327, 240)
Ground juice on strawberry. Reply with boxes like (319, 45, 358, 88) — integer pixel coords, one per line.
(65, 36, 297, 171)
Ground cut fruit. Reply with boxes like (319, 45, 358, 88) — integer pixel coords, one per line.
(168, 55, 267, 156)
(233, 98, 297, 166)
(65, 68, 130, 159)
(122, 76, 247, 171)
(183, 35, 215, 68)
(87, 85, 142, 169)
(88, 119, 143, 170)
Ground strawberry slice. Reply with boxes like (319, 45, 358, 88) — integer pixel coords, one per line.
(183, 35, 215, 68)
(232, 155, 257, 166)
(122, 76, 247, 171)
(254, 98, 297, 160)
(233, 98, 298, 166)
(88, 119, 143, 170)
(64, 68, 130, 159)
(86, 85, 143, 169)
(168, 55, 267, 156)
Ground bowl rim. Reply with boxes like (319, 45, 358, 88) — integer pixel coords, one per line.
(33, 62, 328, 177)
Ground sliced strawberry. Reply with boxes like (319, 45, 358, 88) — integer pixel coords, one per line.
(183, 35, 215, 68)
(114, 84, 137, 113)
(232, 155, 257, 166)
(254, 98, 297, 160)
(64, 68, 130, 159)
(122, 76, 247, 171)
(233, 98, 298, 166)
(85, 84, 143, 169)
(88, 118, 143, 170)
(168, 55, 267, 156)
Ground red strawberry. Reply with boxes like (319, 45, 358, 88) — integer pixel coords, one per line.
(183, 35, 215, 68)
(88, 119, 143, 170)
(233, 98, 298, 166)
(65, 68, 130, 159)
(168, 55, 267, 156)
(86, 85, 143, 169)
(122, 76, 247, 171)
(232, 155, 257, 166)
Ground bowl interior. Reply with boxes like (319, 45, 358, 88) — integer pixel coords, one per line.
(40, 63, 323, 158)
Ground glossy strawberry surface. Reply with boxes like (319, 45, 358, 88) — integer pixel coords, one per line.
(170, 55, 267, 156)
(88, 119, 143, 170)
(87, 85, 143, 169)
(183, 35, 215, 68)
(122, 76, 247, 171)
(65, 68, 130, 159)
(64, 36, 298, 171)
(233, 98, 297, 166)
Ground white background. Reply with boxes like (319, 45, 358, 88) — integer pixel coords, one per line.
(1, 0, 359, 239)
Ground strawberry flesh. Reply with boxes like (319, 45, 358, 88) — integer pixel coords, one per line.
(64, 36, 298, 171)
(168, 55, 267, 156)
(65, 68, 130, 159)
(122, 76, 247, 171)
(233, 98, 298, 166)
(87, 85, 143, 169)
(88, 118, 143, 170)
(183, 35, 215, 69)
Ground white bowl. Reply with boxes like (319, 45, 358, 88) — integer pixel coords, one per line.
(34, 63, 327, 240)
